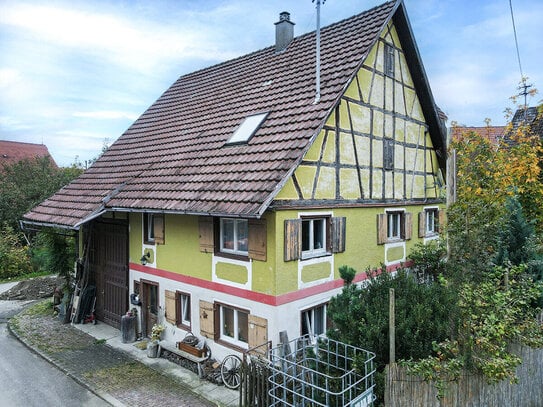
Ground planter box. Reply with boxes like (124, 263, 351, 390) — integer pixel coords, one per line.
(177, 341, 205, 357)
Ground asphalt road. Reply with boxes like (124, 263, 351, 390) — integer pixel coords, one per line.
(0, 284, 109, 407)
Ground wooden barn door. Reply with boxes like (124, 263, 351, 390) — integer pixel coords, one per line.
(90, 219, 128, 329)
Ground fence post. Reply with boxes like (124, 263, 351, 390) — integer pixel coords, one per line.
(389, 288, 395, 364)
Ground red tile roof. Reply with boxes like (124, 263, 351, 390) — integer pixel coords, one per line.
(451, 126, 506, 145)
(24, 0, 446, 229)
(0, 140, 57, 168)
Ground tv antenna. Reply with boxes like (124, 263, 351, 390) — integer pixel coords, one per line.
(312, 0, 326, 104)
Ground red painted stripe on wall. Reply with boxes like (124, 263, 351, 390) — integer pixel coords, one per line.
(130, 262, 408, 306)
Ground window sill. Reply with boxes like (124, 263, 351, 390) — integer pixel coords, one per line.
(216, 338, 248, 352)
(301, 252, 332, 261)
(215, 252, 249, 262)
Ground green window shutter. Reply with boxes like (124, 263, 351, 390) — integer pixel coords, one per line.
(331, 217, 346, 253)
(284, 218, 301, 261)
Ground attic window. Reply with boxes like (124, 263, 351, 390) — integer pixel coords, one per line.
(227, 112, 268, 145)
(384, 43, 395, 78)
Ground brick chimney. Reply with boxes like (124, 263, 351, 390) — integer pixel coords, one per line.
(275, 11, 295, 52)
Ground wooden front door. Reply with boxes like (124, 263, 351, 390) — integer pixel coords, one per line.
(141, 280, 159, 338)
(89, 219, 128, 329)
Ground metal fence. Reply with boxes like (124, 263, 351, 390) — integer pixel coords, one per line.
(267, 335, 376, 407)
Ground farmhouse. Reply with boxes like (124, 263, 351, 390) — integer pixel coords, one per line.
(24, 0, 446, 360)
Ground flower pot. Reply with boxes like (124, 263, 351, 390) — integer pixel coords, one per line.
(147, 340, 160, 358)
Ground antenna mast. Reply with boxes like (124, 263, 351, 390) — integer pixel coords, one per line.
(313, 0, 325, 104)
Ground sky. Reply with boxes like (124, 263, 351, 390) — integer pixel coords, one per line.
(1, 0, 542, 167)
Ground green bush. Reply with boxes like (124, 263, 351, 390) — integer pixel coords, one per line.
(327, 266, 458, 403)
(0, 225, 33, 279)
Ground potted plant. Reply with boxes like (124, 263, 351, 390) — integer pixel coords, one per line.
(147, 323, 165, 358)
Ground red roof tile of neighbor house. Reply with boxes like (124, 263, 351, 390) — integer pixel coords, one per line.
(0, 140, 57, 168)
(451, 126, 506, 145)
(23, 0, 446, 229)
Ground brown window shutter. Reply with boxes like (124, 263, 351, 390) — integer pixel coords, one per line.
(284, 218, 302, 261)
(418, 212, 426, 238)
(198, 216, 214, 253)
(377, 214, 387, 245)
(438, 209, 446, 233)
(248, 315, 268, 355)
(331, 217, 346, 253)
(248, 219, 267, 261)
(403, 212, 413, 240)
(154, 214, 165, 245)
(165, 290, 176, 324)
(199, 300, 215, 339)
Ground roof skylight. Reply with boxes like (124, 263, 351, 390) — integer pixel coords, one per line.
(227, 112, 269, 145)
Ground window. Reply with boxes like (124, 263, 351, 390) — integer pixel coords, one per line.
(384, 43, 395, 77)
(220, 218, 248, 256)
(220, 304, 249, 348)
(301, 304, 327, 337)
(177, 292, 191, 329)
(226, 112, 269, 145)
(419, 208, 441, 238)
(143, 213, 164, 245)
(302, 218, 326, 258)
(377, 210, 412, 244)
(383, 139, 394, 170)
(284, 216, 346, 261)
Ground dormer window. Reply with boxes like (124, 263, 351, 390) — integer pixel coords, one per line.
(226, 112, 268, 145)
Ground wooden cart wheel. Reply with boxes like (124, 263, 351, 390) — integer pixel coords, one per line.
(220, 354, 242, 389)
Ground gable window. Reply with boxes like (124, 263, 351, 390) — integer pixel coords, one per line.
(177, 292, 191, 329)
(301, 304, 327, 337)
(219, 304, 249, 348)
(383, 139, 395, 170)
(144, 213, 164, 245)
(284, 216, 346, 261)
(377, 210, 412, 244)
(220, 218, 248, 256)
(226, 112, 269, 145)
(384, 43, 395, 77)
(419, 208, 443, 238)
(302, 217, 327, 258)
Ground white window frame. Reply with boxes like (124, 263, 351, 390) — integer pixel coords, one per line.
(178, 292, 191, 328)
(219, 304, 249, 348)
(387, 211, 402, 240)
(301, 217, 327, 259)
(425, 208, 438, 236)
(145, 213, 155, 243)
(220, 218, 249, 256)
(301, 303, 327, 337)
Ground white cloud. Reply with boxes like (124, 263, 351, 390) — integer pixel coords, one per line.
(0, 68, 22, 89)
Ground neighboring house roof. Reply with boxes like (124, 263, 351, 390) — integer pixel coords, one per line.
(24, 0, 446, 229)
(0, 140, 57, 168)
(508, 106, 543, 139)
(451, 126, 506, 145)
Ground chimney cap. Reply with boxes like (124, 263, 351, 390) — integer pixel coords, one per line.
(275, 11, 295, 26)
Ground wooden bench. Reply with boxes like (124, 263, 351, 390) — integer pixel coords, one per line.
(158, 342, 208, 378)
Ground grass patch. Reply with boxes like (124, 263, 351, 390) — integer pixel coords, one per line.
(21, 299, 54, 317)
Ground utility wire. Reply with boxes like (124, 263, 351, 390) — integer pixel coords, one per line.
(509, 0, 524, 79)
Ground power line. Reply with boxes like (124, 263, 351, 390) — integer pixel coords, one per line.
(508, 0, 532, 112)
